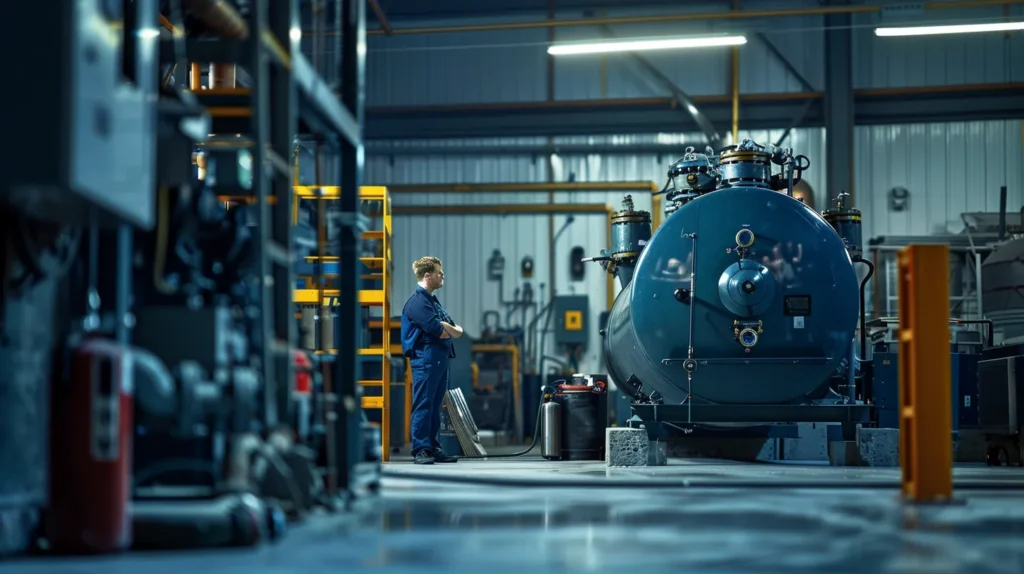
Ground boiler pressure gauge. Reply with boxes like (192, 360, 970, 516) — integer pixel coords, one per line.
(738, 328, 759, 348)
(735, 228, 755, 249)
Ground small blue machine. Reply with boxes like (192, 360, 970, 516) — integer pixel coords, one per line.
(586, 140, 874, 436)
(872, 347, 981, 432)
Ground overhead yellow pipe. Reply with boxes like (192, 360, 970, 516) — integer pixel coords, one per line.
(385, 181, 660, 193)
(385, 182, 663, 230)
(394, 203, 617, 310)
(339, 0, 1024, 36)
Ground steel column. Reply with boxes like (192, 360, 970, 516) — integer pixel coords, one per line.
(362, 85, 1024, 140)
(270, 0, 298, 426)
(334, 0, 367, 494)
(824, 1, 854, 204)
(250, 0, 277, 426)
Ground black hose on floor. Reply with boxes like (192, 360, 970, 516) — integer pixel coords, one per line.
(456, 401, 547, 459)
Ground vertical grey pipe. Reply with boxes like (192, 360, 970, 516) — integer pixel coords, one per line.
(115, 225, 133, 344)
(998, 185, 1008, 240)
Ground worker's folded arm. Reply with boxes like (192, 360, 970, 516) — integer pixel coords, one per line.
(406, 297, 445, 338)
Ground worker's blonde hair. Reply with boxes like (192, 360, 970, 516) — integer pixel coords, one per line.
(413, 256, 442, 281)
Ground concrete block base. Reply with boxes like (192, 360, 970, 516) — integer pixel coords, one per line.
(829, 441, 862, 466)
(857, 427, 900, 467)
(605, 428, 649, 467)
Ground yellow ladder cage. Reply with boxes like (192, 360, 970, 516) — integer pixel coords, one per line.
(293, 185, 395, 462)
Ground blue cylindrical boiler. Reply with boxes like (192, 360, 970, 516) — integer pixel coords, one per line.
(602, 186, 860, 405)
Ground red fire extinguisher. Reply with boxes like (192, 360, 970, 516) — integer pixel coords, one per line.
(48, 337, 134, 554)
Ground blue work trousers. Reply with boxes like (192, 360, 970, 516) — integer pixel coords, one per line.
(409, 345, 450, 455)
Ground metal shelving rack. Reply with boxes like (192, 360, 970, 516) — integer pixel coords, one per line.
(293, 185, 394, 462)
(177, 0, 367, 494)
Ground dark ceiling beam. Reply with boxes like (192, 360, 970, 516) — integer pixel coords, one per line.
(363, 84, 1024, 140)
(824, 0, 854, 204)
(360, 0, 1024, 36)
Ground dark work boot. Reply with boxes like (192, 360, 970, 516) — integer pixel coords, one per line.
(414, 450, 435, 465)
(433, 449, 458, 463)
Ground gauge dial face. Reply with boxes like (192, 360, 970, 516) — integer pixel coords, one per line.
(735, 228, 755, 248)
(739, 328, 758, 348)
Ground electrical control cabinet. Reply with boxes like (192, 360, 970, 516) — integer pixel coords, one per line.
(553, 295, 589, 346)
(0, 0, 158, 229)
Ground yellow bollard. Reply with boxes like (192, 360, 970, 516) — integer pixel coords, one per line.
(897, 244, 953, 502)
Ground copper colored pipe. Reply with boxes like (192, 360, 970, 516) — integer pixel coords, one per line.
(210, 64, 237, 88)
(367, 0, 393, 35)
(189, 63, 202, 90)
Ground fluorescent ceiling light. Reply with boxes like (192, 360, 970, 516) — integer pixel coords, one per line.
(875, 21, 1024, 37)
(548, 35, 746, 56)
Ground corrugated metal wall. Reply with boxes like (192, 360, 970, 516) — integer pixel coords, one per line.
(856, 121, 1024, 242)
(367, 5, 1024, 106)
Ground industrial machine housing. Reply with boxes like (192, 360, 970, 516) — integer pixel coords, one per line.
(0, 0, 378, 558)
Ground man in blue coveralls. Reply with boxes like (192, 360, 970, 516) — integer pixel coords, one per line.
(401, 256, 464, 465)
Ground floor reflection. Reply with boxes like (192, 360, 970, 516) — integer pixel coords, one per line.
(4, 473, 1024, 573)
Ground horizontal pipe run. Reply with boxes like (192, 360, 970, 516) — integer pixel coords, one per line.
(392, 204, 610, 215)
(347, 0, 1024, 36)
(368, 83, 1023, 115)
(365, 144, 703, 156)
(386, 182, 660, 193)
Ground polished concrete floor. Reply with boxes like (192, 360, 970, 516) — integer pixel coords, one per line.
(4, 455, 1024, 574)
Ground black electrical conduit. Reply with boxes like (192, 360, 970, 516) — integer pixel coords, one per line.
(854, 256, 875, 361)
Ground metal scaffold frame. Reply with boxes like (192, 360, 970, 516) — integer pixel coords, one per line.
(171, 0, 367, 495)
